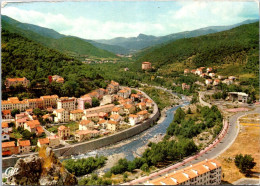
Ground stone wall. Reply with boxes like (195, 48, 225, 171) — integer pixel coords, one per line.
(2, 89, 160, 168)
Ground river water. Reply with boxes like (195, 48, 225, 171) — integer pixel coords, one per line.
(71, 97, 189, 161)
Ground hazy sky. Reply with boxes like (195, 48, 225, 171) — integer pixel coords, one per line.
(2, 1, 259, 40)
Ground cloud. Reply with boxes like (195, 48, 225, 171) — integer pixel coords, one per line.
(2, 1, 258, 40)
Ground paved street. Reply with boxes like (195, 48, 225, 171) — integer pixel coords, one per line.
(126, 96, 260, 185)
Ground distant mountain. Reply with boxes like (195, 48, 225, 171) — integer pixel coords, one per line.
(1, 15, 127, 57)
(96, 19, 259, 51)
(134, 22, 259, 71)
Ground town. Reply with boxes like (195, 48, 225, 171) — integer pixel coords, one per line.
(2, 79, 154, 156)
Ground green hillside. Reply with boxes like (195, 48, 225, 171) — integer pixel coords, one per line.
(2, 29, 107, 99)
(136, 22, 259, 70)
(2, 16, 118, 59)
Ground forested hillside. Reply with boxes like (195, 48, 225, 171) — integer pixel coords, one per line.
(2, 15, 118, 58)
(2, 29, 107, 99)
(136, 22, 259, 72)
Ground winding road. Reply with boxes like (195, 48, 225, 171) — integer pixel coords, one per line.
(124, 90, 260, 185)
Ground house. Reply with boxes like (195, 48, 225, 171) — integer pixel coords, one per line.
(213, 79, 220, 86)
(206, 67, 213, 73)
(53, 108, 69, 123)
(118, 89, 129, 99)
(98, 120, 108, 129)
(200, 73, 207, 78)
(205, 79, 213, 85)
(218, 75, 226, 80)
(99, 112, 108, 120)
(106, 120, 119, 131)
(2, 133, 10, 141)
(195, 69, 203, 75)
(5, 77, 30, 88)
(146, 159, 221, 185)
(142, 62, 152, 70)
(227, 92, 248, 103)
(107, 80, 119, 94)
(222, 79, 233, 85)
(36, 126, 44, 136)
(40, 95, 58, 108)
(145, 99, 153, 108)
(191, 69, 196, 74)
(2, 110, 12, 119)
(18, 140, 31, 154)
(47, 135, 60, 148)
(228, 76, 236, 81)
(129, 114, 139, 126)
(124, 104, 135, 114)
(137, 110, 149, 121)
(70, 109, 84, 121)
(88, 91, 99, 99)
(42, 114, 53, 122)
(49, 75, 64, 83)
(58, 125, 70, 140)
(137, 102, 147, 110)
(182, 83, 191, 91)
(2, 122, 9, 134)
(26, 98, 44, 109)
(15, 118, 28, 129)
(79, 120, 95, 130)
(83, 113, 99, 122)
(24, 120, 41, 133)
(77, 96, 92, 110)
(112, 107, 124, 115)
(37, 138, 50, 148)
(184, 69, 190, 74)
(75, 130, 100, 142)
(2, 141, 19, 156)
(84, 104, 115, 115)
(208, 73, 216, 78)
(100, 95, 114, 106)
(110, 114, 122, 122)
(57, 97, 77, 111)
(131, 94, 139, 102)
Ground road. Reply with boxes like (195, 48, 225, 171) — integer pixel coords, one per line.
(125, 99, 260, 184)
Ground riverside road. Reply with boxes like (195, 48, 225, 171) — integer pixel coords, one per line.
(126, 102, 260, 185)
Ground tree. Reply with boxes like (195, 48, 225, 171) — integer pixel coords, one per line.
(235, 154, 256, 175)
(33, 108, 44, 117)
(11, 109, 20, 118)
(84, 102, 91, 109)
(173, 108, 185, 123)
(92, 97, 100, 107)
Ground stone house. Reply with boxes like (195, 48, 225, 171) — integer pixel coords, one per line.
(58, 125, 70, 140)
(70, 109, 84, 121)
(18, 140, 31, 154)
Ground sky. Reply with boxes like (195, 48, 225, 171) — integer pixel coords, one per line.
(2, 0, 259, 40)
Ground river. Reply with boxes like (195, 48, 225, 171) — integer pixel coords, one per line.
(70, 96, 189, 162)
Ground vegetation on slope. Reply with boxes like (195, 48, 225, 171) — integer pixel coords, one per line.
(2, 15, 118, 58)
(2, 29, 107, 99)
(136, 22, 259, 70)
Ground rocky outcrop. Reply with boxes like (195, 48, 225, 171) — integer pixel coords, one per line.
(7, 147, 77, 185)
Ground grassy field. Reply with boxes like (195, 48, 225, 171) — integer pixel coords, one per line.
(216, 114, 260, 184)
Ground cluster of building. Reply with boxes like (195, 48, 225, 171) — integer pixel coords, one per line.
(184, 67, 237, 86)
(4, 75, 65, 89)
(2, 81, 155, 156)
(145, 159, 221, 185)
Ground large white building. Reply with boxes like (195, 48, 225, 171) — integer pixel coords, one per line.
(145, 159, 221, 185)
(57, 97, 77, 111)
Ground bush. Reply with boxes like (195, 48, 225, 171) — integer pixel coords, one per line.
(235, 154, 256, 175)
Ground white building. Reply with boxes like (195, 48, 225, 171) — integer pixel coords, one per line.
(145, 159, 221, 185)
(53, 108, 69, 123)
(57, 97, 77, 111)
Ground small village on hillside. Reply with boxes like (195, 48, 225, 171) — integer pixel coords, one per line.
(2, 79, 155, 156)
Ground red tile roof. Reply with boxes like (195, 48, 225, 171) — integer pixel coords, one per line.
(2, 141, 16, 148)
(19, 140, 30, 147)
(2, 122, 9, 128)
(38, 138, 49, 145)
